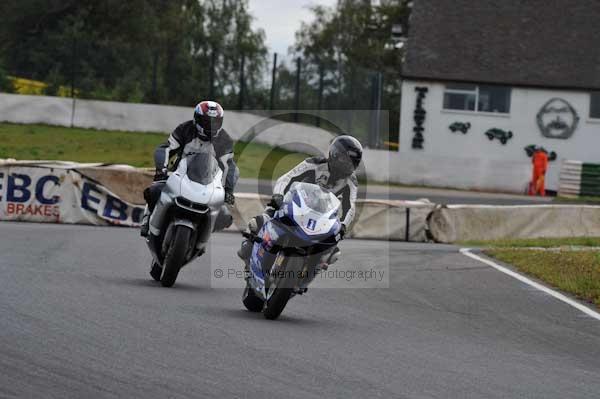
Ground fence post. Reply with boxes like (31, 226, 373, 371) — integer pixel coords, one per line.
(209, 47, 217, 99)
(369, 71, 383, 148)
(70, 29, 77, 128)
(238, 52, 245, 110)
(294, 57, 301, 123)
(70, 32, 76, 99)
(270, 52, 277, 110)
(316, 62, 324, 127)
(374, 71, 383, 148)
(151, 51, 159, 103)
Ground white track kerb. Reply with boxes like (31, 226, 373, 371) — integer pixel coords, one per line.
(460, 248, 600, 322)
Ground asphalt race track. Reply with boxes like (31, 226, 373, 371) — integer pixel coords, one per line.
(235, 178, 553, 205)
(1, 222, 599, 398)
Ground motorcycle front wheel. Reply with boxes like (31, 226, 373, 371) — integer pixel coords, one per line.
(263, 287, 292, 320)
(161, 225, 192, 287)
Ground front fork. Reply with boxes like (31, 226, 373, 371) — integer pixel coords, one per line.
(268, 247, 340, 297)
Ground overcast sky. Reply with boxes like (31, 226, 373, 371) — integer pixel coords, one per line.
(247, 0, 337, 57)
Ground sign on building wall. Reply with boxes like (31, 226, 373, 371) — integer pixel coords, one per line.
(411, 87, 428, 149)
(536, 98, 580, 139)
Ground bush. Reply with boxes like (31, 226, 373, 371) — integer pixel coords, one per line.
(43, 68, 63, 96)
(0, 63, 13, 93)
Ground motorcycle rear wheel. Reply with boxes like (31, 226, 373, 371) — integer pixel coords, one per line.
(242, 285, 264, 312)
(161, 225, 192, 287)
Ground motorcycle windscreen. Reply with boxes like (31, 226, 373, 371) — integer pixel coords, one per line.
(186, 153, 220, 185)
(284, 182, 340, 214)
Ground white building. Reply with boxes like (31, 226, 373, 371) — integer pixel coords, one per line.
(394, 0, 600, 193)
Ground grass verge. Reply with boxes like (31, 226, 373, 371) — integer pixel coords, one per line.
(0, 122, 307, 179)
(461, 237, 600, 248)
(486, 249, 600, 308)
(553, 195, 600, 205)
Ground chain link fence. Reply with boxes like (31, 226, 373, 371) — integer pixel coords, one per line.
(3, 51, 401, 150)
(244, 53, 400, 149)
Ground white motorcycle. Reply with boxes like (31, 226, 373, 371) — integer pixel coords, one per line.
(145, 153, 231, 287)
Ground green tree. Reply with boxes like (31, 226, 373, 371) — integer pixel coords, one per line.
(199, 0, 267, 109)
(0, 62, 13, 93)
(0, 0, 268, 108)
(292, 0, 412, 142)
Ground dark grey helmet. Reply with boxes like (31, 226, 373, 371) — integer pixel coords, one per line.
(328, 135, 363, 178)
(193, 100, 224, 140)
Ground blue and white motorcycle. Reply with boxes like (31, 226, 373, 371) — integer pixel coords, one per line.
(241, 182, 342, 319)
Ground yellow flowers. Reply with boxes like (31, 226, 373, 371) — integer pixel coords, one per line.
(8, 76, 74, 97)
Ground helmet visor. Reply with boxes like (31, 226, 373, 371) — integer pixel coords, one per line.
(329, 151, 358, 177)
(195, 113, 223, 137)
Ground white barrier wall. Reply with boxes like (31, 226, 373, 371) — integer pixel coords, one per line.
(0, 93, 74, 126)
(0, 93, 335, 156)
(429, 204, 600, 243)
(2, 161, 599, 243)
(230, 194, 434, 242)
(399, 80, 600, 192)
(0, 161, 434, 241)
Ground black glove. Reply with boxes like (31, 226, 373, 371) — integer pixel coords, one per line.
(153, 168, 168, 181)
(268, 194, 284, 210)
(339, 224, 347, 240)
(225, 189, 235, 205)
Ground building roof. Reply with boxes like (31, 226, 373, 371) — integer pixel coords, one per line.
(402, 0, 600, 90)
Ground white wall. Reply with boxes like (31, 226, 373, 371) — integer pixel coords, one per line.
(362, 149, 530, 193)
(0, 93, 335, 156)
(398, 80, 600, 192)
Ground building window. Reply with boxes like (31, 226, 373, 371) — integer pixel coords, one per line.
(590, 92, 600, 119)
(443, 84, 511, 113)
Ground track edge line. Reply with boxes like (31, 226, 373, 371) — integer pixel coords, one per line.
(459, 248, 600, 322)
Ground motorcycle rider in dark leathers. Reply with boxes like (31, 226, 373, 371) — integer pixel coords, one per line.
(237, 135, 363, 260)
(140, 100, 239, 237)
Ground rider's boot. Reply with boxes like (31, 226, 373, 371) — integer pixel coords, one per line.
(237, 239, 253, 260)
(237, 216, 262, 260)
(140, 206, 150, 237)
(150, 261, 162, 281)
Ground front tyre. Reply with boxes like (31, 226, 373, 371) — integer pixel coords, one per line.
(161, 225, 192, 287)
(242, 285, 264, 312)
(263, 287, 292, 320)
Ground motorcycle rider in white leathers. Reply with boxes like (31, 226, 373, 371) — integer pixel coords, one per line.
(238, 135, 363, 259)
